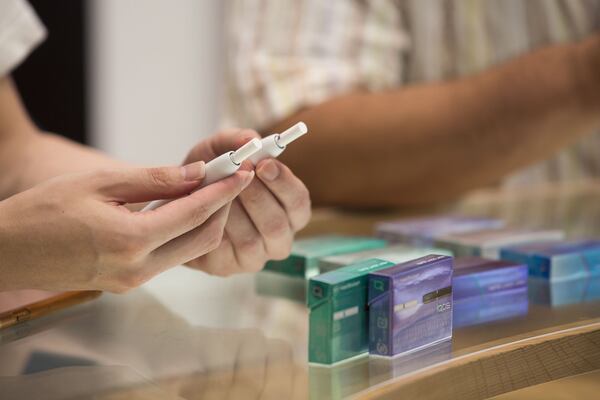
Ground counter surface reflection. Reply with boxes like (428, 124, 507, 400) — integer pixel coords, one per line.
(3, 180, 600, 400)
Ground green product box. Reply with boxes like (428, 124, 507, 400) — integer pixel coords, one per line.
(265, 235, 388, 278)
(308, 258, 396, 366)
(318, 244, 453, 273)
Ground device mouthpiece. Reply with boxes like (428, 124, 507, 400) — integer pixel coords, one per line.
(277, 122, 308, 147)
(230, 138, 262, 165)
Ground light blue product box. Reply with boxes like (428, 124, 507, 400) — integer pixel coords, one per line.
(501, 240, 600, 281)
(318, 244, 453, 273)
(453, 288, 528, 328)
(435, 228, 564, 259)
(308, 258, 396, 366)
(529, 275, 600, 306)
(453, 257, 528, 300)
(368, 255, 453, 358)
(375, 215, 504, 246)
(265, 235, 387, 278)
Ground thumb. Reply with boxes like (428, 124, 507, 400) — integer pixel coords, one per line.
(95, 161, 205, 203)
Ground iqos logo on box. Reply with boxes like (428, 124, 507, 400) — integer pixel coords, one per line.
(437, 302, 451, 313)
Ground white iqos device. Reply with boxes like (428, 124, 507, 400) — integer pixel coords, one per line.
(143, 138, 262, 211)
(248, 122, 308, 165)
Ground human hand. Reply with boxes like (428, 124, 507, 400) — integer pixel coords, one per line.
(181, 129, 311, 276)
(0, 163, 254, 292)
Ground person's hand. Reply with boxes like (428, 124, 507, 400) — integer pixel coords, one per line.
(182, 128, 311, 276)
(0, 163, 254, 292)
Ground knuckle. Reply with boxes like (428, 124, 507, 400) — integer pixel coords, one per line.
(147, 167, 175, 188)
(270, 239, 293, 261)
(116, 269, 148, 291)
(292, 187, 312, 211)
(202, 230, 223, 253)
(190, 203, 211, 226)
(262, 215, 291, 238)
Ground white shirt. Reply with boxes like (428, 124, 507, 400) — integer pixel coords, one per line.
(0, 0, 45, 77)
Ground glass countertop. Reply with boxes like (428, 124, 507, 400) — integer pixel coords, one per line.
(2, 180, 600, 400)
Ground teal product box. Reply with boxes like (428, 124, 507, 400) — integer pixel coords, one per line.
(501, 240, 600, 281)
(265, 235, 387, 278)
(318, 244, 453, 273)
(434, 228, 564, 259)
(255, 271, 307, 303)
(308, 258, 396, 366)
(368, 255, 453, 357)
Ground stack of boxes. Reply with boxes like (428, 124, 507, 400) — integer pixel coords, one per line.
(256, 214, 600, 366)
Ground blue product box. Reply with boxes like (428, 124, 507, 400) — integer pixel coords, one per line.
(368, 255, 453, 357)
(453, 257, 528, 300)
(501, 240, 600, 281)
(529, 275, 600, 306)
(435, 228, 564, 259)
(453, 289, 529, 328)
(375, 215, 504, 246)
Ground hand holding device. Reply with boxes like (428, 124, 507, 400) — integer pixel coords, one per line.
(0, 163, 253, 292)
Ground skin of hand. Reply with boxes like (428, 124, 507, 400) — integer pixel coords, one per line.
(180, 128, 312, 276)
(0, 163, 254, 293)
(270, 33, 600, 208)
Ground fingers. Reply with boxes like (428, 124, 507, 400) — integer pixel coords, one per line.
(223, 200, 267, 273)
(139, 171, 254, 245)
(237, 177, 294, 261)
(149, 204, 231, 269)
(94, 161, 206, 204)
(184, 129, 261, 164)
(255, 160, 312, 232)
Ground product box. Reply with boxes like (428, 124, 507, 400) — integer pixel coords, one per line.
(453, 257, 528, 300)
(529, 276, 600, 306)
(434, 228, 564, 259)
(266, 235, 388, 278)
(318, 244, 453, 273)
(255, 271, 307, 303)
(375, 215, 504, 246)
(368, 255, 453, 358)
(500, 240, 600, 281)
(453, 289, 529, 328)
(308, 258, 396, 365)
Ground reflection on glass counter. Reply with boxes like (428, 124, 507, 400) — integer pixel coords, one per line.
(529, 276, 600, 307)
(453, 288, 529, 328)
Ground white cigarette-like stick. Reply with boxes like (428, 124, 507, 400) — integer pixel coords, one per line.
(143, 138, 262, 211)
(248, 122, 308, 165)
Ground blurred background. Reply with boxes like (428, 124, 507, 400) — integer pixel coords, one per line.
(15, 0, 224, 166)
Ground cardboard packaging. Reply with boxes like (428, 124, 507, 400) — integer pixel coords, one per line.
(453, 257, 528, 300)
(266, 235, 387, 278)
(318, 244, 452, 273)
(434, 228, 564, 259)
(368, 255, 453, 357)
(375, 215, 503, 246)
(308, 258, 396, 366)
(500, 240, 600, 281)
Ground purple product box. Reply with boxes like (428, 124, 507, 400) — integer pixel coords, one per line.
(453, 257, 528, 300)
(375, 215, 504, 246)
(368, 255, 453, 357)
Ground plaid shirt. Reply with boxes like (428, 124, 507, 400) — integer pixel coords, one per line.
(222, 0, 600, 185)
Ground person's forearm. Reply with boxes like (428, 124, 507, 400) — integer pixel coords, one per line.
(270, 34, 600, 208)
(0, 78, 129, 199)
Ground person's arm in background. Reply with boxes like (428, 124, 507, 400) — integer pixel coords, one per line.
(0, 77, 130, 200)
(268, 34, 600, 208)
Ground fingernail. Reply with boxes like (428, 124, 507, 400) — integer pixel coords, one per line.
(257, 160, 280, 182)
(182, 161, 205, 181)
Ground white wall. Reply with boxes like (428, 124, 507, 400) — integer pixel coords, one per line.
(88, 0, 224, 165)
(87, 1, 256, 326)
